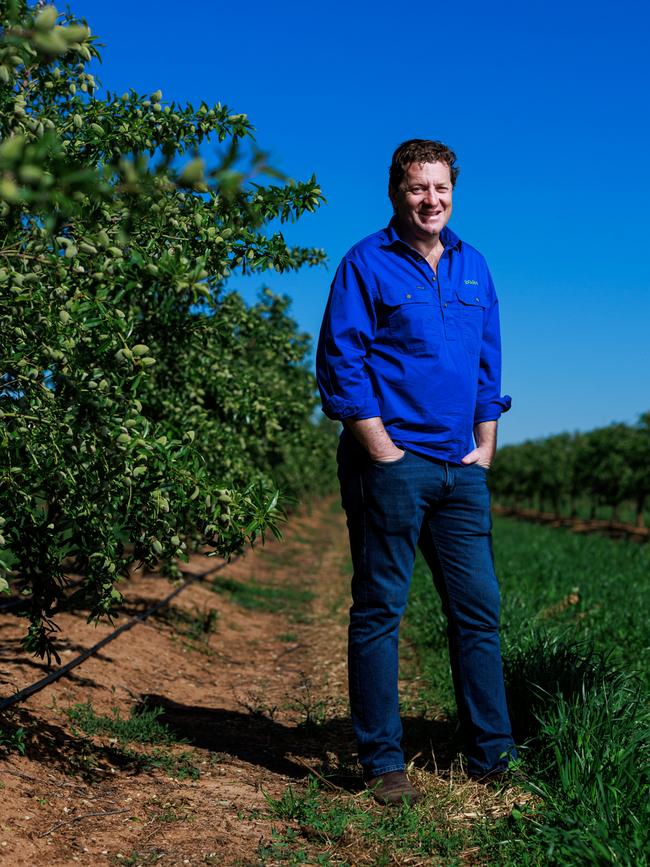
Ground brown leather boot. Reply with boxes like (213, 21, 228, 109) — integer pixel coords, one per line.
(365, 770, 421, 806)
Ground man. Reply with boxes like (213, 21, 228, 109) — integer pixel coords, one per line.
(316, 139, 516, 806)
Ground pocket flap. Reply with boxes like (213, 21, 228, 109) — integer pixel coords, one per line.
(456, 285, 487, 308)
(380, 284, 434, 307)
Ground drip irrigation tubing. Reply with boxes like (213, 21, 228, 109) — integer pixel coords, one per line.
(0, 557, 237, 713)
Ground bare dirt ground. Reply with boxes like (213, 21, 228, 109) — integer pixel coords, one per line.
(0, 498, 523, 866)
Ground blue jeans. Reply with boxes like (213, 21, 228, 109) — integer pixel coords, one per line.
(337, 431, 516, 778)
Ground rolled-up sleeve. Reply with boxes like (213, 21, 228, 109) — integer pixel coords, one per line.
(473, 269, 512, 424)
(316, 257, 381, 421)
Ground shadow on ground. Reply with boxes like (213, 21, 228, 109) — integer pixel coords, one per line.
(144, 693, 460, 789)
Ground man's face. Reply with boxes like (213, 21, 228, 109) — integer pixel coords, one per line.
(390, 160, 453, 242)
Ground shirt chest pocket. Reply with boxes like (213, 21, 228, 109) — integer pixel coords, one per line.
(379, 285, 440, 352)
(455, 286, 487, 354)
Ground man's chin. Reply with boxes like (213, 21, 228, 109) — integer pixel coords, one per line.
(415, 221, 444, 237)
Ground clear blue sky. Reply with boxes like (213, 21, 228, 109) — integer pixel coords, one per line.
(80, 0, 649, 445)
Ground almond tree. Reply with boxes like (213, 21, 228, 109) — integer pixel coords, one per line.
(0, 1, 333, 660)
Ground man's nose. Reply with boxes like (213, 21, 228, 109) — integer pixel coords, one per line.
(423, 188, 438, 206)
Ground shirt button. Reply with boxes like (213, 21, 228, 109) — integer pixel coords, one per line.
(475, 296, 480, 302)
(444, 302, 448, 308)
(406, 293, 412, 299)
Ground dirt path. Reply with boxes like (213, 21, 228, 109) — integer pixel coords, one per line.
(1, 497, 523, 866)
(0, 498, 360, 865)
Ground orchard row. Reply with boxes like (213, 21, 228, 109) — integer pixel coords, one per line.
(0, 2, 335, 661)
(491, 414, 650, 526)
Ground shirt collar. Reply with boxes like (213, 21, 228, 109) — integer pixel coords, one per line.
(381, 216, 462, 252)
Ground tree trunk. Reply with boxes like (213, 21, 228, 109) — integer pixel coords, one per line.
(636, 496, 646, 528)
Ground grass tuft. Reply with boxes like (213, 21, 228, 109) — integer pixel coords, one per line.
(261, 775, 466, 864)
(65, 700, 201, 781)
(67, 700, 179, 745)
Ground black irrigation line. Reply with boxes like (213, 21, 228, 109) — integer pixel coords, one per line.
(0, 557, 237, 713)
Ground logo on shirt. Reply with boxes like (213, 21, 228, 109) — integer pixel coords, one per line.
(464, 279, 479, 286)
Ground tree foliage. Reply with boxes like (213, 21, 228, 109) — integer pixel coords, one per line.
(491, 414, 650, 525)
(0, 1, 336, 661)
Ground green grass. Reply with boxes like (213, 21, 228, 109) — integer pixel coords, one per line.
(495, 516, 650, 684)
(260, 777, 466, 865)
(67, 700, 178, 744)
(403, 516, 650, 716)
(210, 574, 314, 614)
(260, 516, 650, 865)
(402, 517, 650, 865)
(66, 701, 201, 780)
(0, 719, 26, 755)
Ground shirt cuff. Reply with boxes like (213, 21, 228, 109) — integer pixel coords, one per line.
(322, 394, 381, 421)
(474, 394, 512, 424)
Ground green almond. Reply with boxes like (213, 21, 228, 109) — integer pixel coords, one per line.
(35, 6, 58, 32)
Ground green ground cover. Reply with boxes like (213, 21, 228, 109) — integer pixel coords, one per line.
(210, 574, 314, 614)
(261, 517, 649, 865)
(402, 516, 650, 865)
(66, 700, 201, 780)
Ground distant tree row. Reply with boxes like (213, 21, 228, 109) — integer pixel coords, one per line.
(490, 413, 650, 527)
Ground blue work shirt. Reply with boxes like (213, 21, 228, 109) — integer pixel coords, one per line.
(316, 218, 511, 465)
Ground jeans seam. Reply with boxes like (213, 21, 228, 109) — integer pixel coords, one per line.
(427, 527, 471, 728)
(355, 469, 368, 728)
(427, 528, 461, 628)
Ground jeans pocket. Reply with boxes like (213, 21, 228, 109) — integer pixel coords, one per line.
(369, 450, 410, 468)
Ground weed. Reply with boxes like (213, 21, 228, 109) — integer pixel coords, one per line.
(278, 632, 298, 642)
(236, 691, 278, 721)
(0, 721, 26, 755)
(67, 700, 179, 745)
(128, 747, 200, 781)
(161, 605, 219, 644)
(111, 850, 165, 865)
(65, 701, 201, 781)
(262, 775, 466, 864)
(258, 830, 333, 865)
(290, 675, 329, 729)
(145, 796, 195, 823)
(263, 777, 322, 821)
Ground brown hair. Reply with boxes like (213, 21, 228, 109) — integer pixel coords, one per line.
(388, 139, 460, 199)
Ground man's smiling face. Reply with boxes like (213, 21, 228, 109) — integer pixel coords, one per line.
(390, 160, 453, 244)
